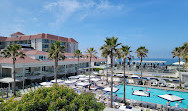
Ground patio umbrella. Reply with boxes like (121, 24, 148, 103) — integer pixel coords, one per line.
(40, 82, 53, 86)
(150, 79, 158, 83)
(79, 78, 89, 81)
(132, 90, 150, 105)
(50, 79, 64, 83)
(158, 80, 166, 86)
(131, 75, 140, 79)
(132, 90, 150, 97)
(158, 94, 184, 102)
(68, 76, 79, 79)
(113, 78, 121, 82)
(76, 82, 90, 86)
(64, 80, 76, 84)
(131, 75, 139, 78)
(92, 72, 99, 75)
(86, 75, 95, 78)
(91, 78, 101, 82)
(77, 75, 86, 78)
(103, 87, 119, 92)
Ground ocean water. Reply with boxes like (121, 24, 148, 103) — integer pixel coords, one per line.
(117, 58, 179, 65)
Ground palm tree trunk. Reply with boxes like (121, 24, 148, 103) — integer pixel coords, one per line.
(89, 56, 91, 90)
(141, 57, 143, 83)
(123, 58, 126, 105)
(55, 58, 58, 84)
(77, 57, 80, 75)
(106, 57, 108, 84)
(179, 58, 181, 87)
(110, 51, 113, 108)
(13, 57, 16, 96)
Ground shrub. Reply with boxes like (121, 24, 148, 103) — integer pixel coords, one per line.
(0, 98, 4, 102)
(1, 84, 105, 111)
(93, 68, 103, 72)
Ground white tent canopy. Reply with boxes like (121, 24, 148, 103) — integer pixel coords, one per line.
(132, 90, 150, 97)
(64, 80, 77, 84)
(40, 82, 53, 86)
(158, 94, 183, 102)
(131, 75, 140, 78)
(50, 79, 64, 83)
(77, 75, 86, 78)
(173, 62, 185, 65)
(103, 87, 119, 92)
(92, 72, 99, 75)
(79, 78, 89, 81)
(86, 75, 95, 78)
(68, 76, 79, 79)
(76, 82, 90, 86)
(91, 78, 101, 82)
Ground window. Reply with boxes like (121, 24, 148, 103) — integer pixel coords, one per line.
(61, 42, 65, 45)
(42, 44, 49, 48)
(42, 39, 50, 43)
(27, 40, 31, 44)
(39, 56, 44, 60)
(51, 40, 55, 43)
(42, 66, 46, 71)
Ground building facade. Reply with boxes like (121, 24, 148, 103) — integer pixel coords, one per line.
(0, 32, 78, 53)
(0, 32, 106, 89)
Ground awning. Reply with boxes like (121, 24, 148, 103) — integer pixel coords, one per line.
(44, 73, 54, 77)
(27, 75, 43, 80)
(132, 90, 150, 97)
(103, 87, 119, 92)
(158, 94, 184, 102)
(0, 77, 24, 83)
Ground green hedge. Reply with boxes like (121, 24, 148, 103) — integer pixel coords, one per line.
(1, 84, 105, 111)
(93, 68, 103, 72)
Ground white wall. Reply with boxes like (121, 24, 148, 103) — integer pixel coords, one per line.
(31, 39, 42, 51)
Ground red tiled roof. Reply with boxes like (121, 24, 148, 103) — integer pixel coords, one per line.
(0, 56, 41, 64)
(0, 33, 78, 43)
(21, 50, 49, 55)
(0, 56, 105, 64)
(64, 53, 74, 57)
(11, 32, 24, 36)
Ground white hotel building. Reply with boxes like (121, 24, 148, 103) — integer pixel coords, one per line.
(0, 32, 105, 88)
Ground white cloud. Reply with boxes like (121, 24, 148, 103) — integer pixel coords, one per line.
(42, 0, 126, 26)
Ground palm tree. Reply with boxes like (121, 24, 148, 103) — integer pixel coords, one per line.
(172, 47, 183, 87)
(100, 46, 110, 84)
(1, 43, 26, 96)
(101, 37, 121, 108)
(47, 41, 65, 84)
(119, 45, 132, 105)
(85, 47, 97, 90)
(182, 42, 188, 68)
(127, 55, 134, 68)
(136, 46, 148, 83)
(74, 50, 83, 75)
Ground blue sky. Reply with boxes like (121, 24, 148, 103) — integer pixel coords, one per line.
(0, 0, 188, 58)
